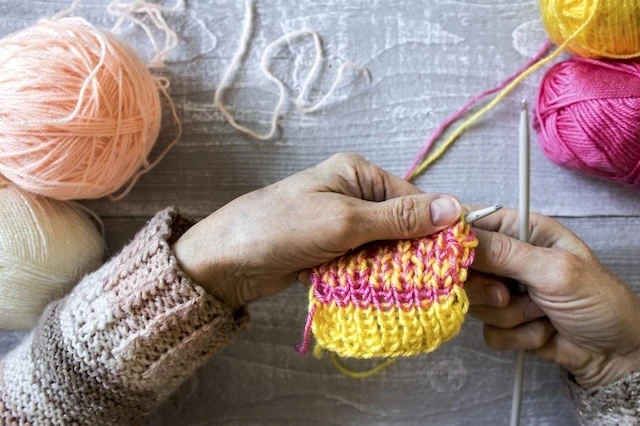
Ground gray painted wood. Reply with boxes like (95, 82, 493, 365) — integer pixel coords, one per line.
(0, 0, 639, 425)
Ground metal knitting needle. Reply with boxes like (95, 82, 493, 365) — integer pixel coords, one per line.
(510, 99, 530, 426)
(464, 205, 503, 224)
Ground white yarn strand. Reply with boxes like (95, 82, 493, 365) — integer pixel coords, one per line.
(52, 0, 183, 67)
(107, 0, 183, 67)
(214, 0, 370, 140)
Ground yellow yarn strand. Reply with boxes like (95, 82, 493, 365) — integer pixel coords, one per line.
(328, 352, 397, 379)
(406, 0, 601, 181)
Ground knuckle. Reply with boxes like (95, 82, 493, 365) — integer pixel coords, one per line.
(553, 251, 581, 288)
(393, 197, 421, 237)
(489, 233, 514, 270)
(334, 202, 360, 233)
(484, 326, 505, 350)
(529, 212, 547, 229)
(371, 165, 391, 200)
(531, 323, 550, 348)
(329, 152, 364, 167)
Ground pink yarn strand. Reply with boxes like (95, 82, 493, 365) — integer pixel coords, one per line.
(295, 302, 318, 355)
(404, 40, 553, 180)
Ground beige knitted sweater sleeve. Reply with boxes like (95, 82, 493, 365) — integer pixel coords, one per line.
(0, 208, 248, 425)
(0, 209, 637, 425)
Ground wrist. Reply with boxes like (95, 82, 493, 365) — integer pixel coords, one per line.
(575, 348, 640, 389)
(172, 223, 249, 311)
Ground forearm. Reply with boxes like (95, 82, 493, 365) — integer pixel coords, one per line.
(567, 370, 640, 425)
(0, 209, 248, 425)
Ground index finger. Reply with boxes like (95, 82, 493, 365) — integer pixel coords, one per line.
(472, 228, 561, 290)
(469, 207, 588, 256)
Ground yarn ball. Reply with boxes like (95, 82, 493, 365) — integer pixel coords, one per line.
(540, 0, 640, 59)
(0, 185, 105, 330)
(535, 57, 640, 189)
(0, 17, 162, 200)
(297, 220, 477, 359)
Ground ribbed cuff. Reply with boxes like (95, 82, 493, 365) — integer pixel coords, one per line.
(566, 370, 640, 425)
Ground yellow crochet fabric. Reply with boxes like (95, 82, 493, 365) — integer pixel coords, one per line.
(296, 220, 477, 361)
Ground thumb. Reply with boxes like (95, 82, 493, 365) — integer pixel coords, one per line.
(357, 194, 462, 242)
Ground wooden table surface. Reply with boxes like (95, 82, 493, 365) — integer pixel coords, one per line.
(0, 1, 638, 424)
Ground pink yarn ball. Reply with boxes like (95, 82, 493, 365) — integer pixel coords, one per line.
(0, 18, 162, 200)
(535, 58, 640, 189)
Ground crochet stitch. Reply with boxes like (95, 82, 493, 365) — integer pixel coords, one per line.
(296, 219, 477, 359)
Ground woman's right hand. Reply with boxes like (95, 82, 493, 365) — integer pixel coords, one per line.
(465, 208, 640, 389)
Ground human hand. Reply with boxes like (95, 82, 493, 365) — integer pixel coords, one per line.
(172, 153, 462, 311)
(465, 208, 640, 389)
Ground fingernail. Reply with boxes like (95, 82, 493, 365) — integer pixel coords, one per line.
(484, 285, 504, 307)
(430, 197, 462, 226)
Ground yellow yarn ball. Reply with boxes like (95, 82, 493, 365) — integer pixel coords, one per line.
(540, 0, 640, 58)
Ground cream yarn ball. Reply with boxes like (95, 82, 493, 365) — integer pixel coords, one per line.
(0, 186, 105, 330)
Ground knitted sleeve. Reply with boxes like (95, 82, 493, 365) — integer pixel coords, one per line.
(567, 371, 640, 425)
(0, 208, 249, 425)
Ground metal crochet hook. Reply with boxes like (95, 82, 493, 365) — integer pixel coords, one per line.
(464, 205, 503, 224)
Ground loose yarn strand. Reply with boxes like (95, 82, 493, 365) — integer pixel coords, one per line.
(214, 0, 369, 140)
(294, 302, 317, 355)
(404, 40, 552, 179)
(51, 0, 83, 20)
(406, 0, 600, 180)
(213, 0, 274, 140)
(52, 0, 182, 67)
(107, 0, 183, 67)
(328, 353, 396, 380)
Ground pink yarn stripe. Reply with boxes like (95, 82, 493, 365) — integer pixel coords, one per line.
(312, 280, 456, 309)
(295, 303, 317, 355)
(404, 40, 553, 179)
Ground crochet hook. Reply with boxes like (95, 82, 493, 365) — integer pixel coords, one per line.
(464, 205, 503, 224)
(510, 99, 531, 426)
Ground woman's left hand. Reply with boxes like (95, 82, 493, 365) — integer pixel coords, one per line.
(172, 153, 462, 310)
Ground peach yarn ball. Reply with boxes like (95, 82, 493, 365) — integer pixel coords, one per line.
(0, 17, 161, 200)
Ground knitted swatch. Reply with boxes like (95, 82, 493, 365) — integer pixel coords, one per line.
(296, 219, 477, 359)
